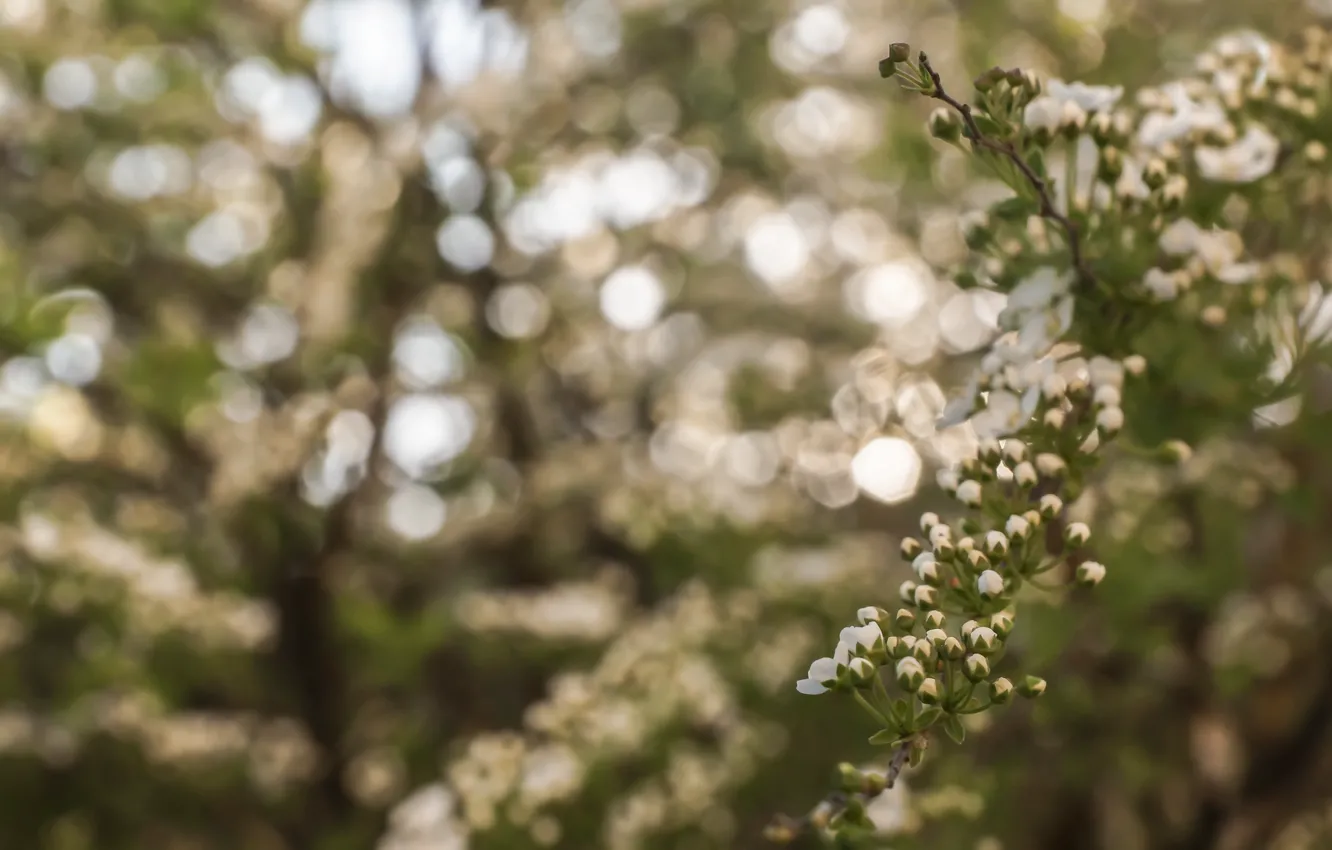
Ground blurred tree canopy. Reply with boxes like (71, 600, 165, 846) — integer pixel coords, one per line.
(4, 0, 1332, 850)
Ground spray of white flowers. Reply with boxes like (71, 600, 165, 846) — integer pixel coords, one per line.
(768, 27, 1332, 844)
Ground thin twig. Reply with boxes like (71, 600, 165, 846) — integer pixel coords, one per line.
(763, 740, 915, 844)
(917, 54, 1096, 290)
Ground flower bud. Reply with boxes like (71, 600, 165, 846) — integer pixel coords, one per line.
(1093, 384, 1121, 408)
(837, 762, 863, 792)
(989, 677, 1014, 704)
(977, 438, 1002, 465)
(1012, 461, 1037, 488)
(1096, 405, 1124, 437)
(973, 66, 1006, 92)
(1023, 509, 1042, 529)
(961, 619, 978, 637)
(1038, 493, 1063, 519)
(878, 57, 898, 78)
(936, 468, 960, 493)
(1076, 560, 1107, 586)
(966, 549, 990, 572)
(1002, 440, 1026, 465)
(957, 536, 975, 553)
(956, 479, 983, 507)
(924, 610, 946, 630)
(1005, 514, 1031, 540)
(943, 636, 966, 660)
(990, 611, 1015, 638)
(1161, 439, 1192, 464)
(913, 552, 939, 584)
(889, 636, 911, 658)
(1044, 407, 1067, 430)
(895, 656, 925, 691)
(914, 585, 938, 609)
(1065, 522, 1091, 547)
(934, 540, 956, 562)
(969, 625, 998, 653)
(1041, 373, 1068, 400)
(1018, 675, 1047, 698)
(926, 628, 948, 647)
(861, 607, 890, 627)
(895, 608, 916, 632)
(887, 42, 912, 63)
(984, 530, 1009, 557)
(899, 580, 919, 604)
(900, 537, 923, 560)
(1036, 453, 1067, 477)
(929, 107, 963, 143)
(911, 638, 935, 664)
(1097, 146, 1124, 181)
(848, 656, 878, 686)
(920, 512, 940, 533)
(964, 654, 991, 681)
(928, 524, 952, 549)
(918, 678, 942, 705)
(1144, 158, 1169, 189)
(1123, 354, 1146, 376)
(977, 570, 1004, 599)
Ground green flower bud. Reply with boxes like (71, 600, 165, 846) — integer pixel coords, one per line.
(929, 107, 962, 144)
(989, 677, 1014, 704)
(973, 66, 1006, 93)
(900, 537, 923, 560)
(878, 58, 898, 79)
(943, 636, 966, 660)
(1018, 675, 1047, 698)
(990, 611, 1015, 638)
(964, 654, 990, 681)
(923, 610, 946, 630)
(911, 638, 935, 664)
(899, 580, 918, 604)
(896, 656, 926, 691)
(895, 608, 916, 632)
(918, 678, 942, 705)
(837, 762, 863, 793)
(1076, 560, 1107, 586)
(887, 42, 912, 63)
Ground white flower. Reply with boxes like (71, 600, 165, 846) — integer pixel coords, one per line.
(1137, 82, 1229, 149)
(1003, 267, 1071, 317)
(1196, 125, 1279, 183)
(840, 622, 884, 655)
(938, 376, 982, 429)
(1144, 267, 1179, 301)
(796, 642, 851, 695)
(1160, 218, 1204, 256)
(1088, 356, 1125, 389)
(1023, 96, 1063, 132)
(955, 479, 983, 507)
(1299, 282, 1332, 345)
(936, 468, 960, 492)
(971, 389, 1036, 438)
(977, 569, 1005, 598)
(1047, 79, 1124, 112)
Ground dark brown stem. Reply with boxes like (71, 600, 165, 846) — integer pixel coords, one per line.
(917, 54, 1095, 290)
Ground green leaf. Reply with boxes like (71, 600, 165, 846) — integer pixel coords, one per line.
(889, 698, 911, 729)
(991, 196, 1038, 221)
(868, 729, 903, 747)
(914, 706, 943, 730)
(943, 714, 966, 744)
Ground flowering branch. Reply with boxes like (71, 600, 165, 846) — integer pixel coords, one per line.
(919, 55, 1094, 290)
